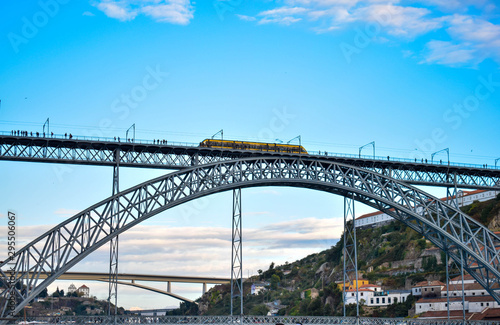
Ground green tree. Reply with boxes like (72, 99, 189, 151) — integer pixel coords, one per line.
(52, 287, 60, 297)
(37, 288, 48, 298)
(249, 304, 268, 315)
(270, 274, 280, 290)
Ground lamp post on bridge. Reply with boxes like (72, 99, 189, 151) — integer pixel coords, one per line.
(495, 158, 500, 168)
(431, 148, 449, 164)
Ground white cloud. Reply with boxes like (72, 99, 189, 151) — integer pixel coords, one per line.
(142, 1, 193, 25)
(96, 1, 137, 21)
(10, 216, 342, 308)
(420, 15, 500, 66)
(54, 208, 80, 217)
(241, 0, 499, 66)
(257, 6, 308, 25)
(236, 14, 256, 22)
(447, 14, 500, 45)
(420, 40, 477, 66)
(94, 0, 194, 25)
(82, 11, 96, 16)
(352, 4, 443, 38)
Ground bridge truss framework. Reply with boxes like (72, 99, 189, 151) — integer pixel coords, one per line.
(1, 157, 499, 320)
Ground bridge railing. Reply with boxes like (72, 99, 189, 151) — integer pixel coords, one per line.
(1, 131, 499, 170)
(6, 315, 499, 325)
(0, 131, 197, 147)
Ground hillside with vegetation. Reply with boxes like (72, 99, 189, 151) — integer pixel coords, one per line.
(172, 193, 500, 318)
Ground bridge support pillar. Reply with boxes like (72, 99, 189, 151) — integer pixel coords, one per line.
(167, 281, 171, 293)
(203, 282, 207, 295)
(343, 194, 359, 318)
(108, 149, 120, 321)
(445, 174, 466, 322)
(231, 188, 243, 316)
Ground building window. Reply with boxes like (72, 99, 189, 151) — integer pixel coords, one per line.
(481, 303, 484, 306)
(371, 299, 373, 304)
(352, 293, 354, 297)
(444, 293, 447, 296)
(473, 293, 475, 295)
(376, 298, 379, 304)
(445, 304, 448, 307)
(419, 306, 421, 309)
(425, 288, 427, 291)
(388, 298, 391, 304)
(487, 303, 490, 306)
(361, 293, 363, 296)
(382, 298, 385, 304)
(431, 288, 434, 291)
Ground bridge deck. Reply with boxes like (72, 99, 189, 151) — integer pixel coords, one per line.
(1, 135, 499, 189)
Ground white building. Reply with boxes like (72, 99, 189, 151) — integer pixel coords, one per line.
(68, 283, 77, 294)
(251, 283, 267, 295)
(77, 285, 90, 298)
(344, 284, 411, 307)
(412, 280, 445, 297)
(415, 274, 500, 316)
(448, 274, 476, 285)
(355, 190, 499, 229)
(467, 296, 499, 312)
(416, 297, 465, 313)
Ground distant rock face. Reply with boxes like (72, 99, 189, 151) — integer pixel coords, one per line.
(316, 262, 330, 276)
(488, 210, 500, 231)
(325, 296, 334, 306)
(198, 303, 208, 313)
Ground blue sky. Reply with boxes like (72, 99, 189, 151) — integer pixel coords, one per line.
(0, 0, 499, 311)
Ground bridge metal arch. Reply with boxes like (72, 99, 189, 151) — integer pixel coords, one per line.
(1, 157, 500, 318)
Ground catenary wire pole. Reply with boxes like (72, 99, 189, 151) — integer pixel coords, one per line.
(126, 124, 135, 142)
(231, 188, 243, 317)
(108, 148, 120, 323)
(431, 148, 449, 164)
(42, 118, 49, 136)
(287, 135, 301, 154)
(358, 141, 375, 159)
(343, 193, 359, 322)
(212, 129, 223, 148)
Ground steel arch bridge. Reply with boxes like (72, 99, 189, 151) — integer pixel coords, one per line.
(1, 157, 500, 318)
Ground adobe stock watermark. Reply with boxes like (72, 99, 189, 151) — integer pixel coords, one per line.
(213, 0, 243, 21)
(8, 0, 70, 54)
(257, 107, 296, 143)
(179, 196, 211, 224)
(52, 64, 168, 182)
(6, 211, 17, 317)
(411, 72, 500, 160)
(339, 7, 394, 64)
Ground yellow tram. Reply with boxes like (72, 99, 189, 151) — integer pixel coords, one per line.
(199, 139, 308, 154)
